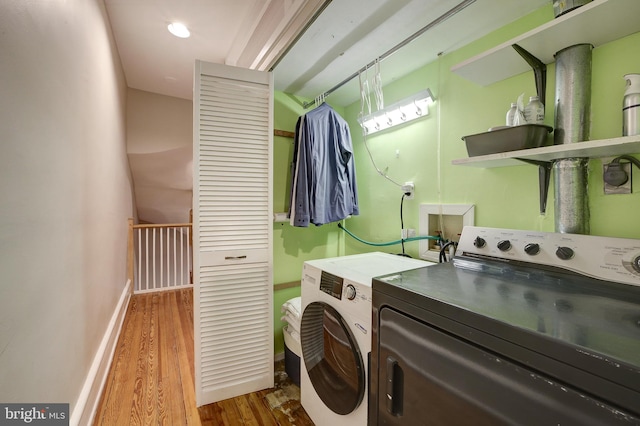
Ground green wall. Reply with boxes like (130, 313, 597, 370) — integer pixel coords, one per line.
(271, 4, 640, 353)
(271, 93, 349, 354)
(340, 5, 640, 258)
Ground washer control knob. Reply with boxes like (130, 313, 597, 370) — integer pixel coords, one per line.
(556, 246, 575, 260)
(524, 243, 540, 256)
(497, 240, 511, 251)
(345, 284, 357, 300)
(632, 255, 640, 273)
(474, 237, 486, 248)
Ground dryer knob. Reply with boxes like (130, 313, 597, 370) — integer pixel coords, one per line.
(473, 237, 486, 248)
(345, 284, 357, 300)
(556, 246, 575, 260)
(524, 243, 540, 255)
(497, 240, 511, 252)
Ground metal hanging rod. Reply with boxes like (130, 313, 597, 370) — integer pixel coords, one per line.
(301, 0, 477, 109)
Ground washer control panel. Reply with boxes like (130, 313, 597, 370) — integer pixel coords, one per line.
(345, 284, 357, 300)
(456, 226, 640, 286)
(302, 265, 372, 319)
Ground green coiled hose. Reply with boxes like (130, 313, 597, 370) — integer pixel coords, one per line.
(337, 223, 441, 247)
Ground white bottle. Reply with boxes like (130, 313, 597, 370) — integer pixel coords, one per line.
(506, 103, 518, 126)
(524, 96, 544, 124)
(623, 73, 640, 136)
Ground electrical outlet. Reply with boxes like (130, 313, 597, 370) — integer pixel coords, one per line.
(402, 182, 415, 199)
(401, 229, 416, 239)
(603, 159, 632, 195)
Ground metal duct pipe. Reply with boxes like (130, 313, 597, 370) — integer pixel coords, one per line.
(553, 44, 592, 234)
(554, 158, 590, 234)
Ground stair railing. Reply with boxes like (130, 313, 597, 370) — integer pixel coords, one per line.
(127, 218, 193, 294)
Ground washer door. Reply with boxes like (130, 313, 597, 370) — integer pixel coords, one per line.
(301, 301, 365, 415)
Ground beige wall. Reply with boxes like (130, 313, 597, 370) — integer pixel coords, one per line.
(0, 0, 134, 419)
(127, 88, 193, 154)
(126, 89, 193, 223)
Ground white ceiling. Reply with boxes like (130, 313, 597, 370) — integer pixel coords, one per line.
(105, 0, 550, 106)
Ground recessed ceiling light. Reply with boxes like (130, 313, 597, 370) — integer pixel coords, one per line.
(168, 22, 190, 38)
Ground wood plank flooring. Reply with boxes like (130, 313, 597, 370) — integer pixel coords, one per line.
(94, 289, 313, 425)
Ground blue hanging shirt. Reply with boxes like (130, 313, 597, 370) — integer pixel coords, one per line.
(289, 103, 359, 227)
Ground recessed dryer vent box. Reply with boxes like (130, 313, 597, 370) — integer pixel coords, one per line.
(419, 204, 475, 263)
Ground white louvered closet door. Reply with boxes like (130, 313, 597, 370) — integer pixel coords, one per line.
(193, 60, 274, 406)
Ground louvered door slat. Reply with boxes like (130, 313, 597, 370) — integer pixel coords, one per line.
(193, 61, 273, 406)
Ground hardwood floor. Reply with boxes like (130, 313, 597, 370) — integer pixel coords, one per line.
(94, 289, 313, 425)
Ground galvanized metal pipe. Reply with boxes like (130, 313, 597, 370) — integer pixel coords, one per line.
(554, 44, 593, 146)
(553, 44, 592, 234)
(554, 158, 590, 234)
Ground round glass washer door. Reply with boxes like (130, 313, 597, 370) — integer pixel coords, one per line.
(300, 301, 365, 415)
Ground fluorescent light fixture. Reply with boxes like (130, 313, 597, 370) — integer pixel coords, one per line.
(168, 22, 190, 38)
(358, 89, 435, 135)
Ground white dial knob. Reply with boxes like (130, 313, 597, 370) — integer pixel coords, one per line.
(345, 284, 357, 300)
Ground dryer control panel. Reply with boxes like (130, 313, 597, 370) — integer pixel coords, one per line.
(456, 226, 640, 287)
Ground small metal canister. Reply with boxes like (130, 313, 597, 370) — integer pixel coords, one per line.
(623, 74, 640, 136)
(552, 0, 592, 18)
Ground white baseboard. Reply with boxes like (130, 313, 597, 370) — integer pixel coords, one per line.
(274, 351, 285, 362)
(70, 280, 131, 426)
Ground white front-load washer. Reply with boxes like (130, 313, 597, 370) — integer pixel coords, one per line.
(299, 252, 429, 426)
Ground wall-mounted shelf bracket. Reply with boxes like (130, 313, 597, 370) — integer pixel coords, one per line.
(512, 44, 546, 106)
(516, 158, 553, 214)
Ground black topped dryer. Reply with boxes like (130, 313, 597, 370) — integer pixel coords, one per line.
(370, 226, 640, 425)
